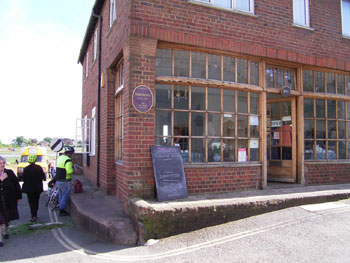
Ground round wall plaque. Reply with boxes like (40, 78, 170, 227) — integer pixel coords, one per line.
(132, 85, 153, 113)
(281, 86, 291, 97)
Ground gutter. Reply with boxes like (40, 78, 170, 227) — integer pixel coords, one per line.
(92, 11, 102, 187)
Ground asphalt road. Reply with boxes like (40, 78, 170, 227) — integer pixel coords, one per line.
(1, 189, 349, 263)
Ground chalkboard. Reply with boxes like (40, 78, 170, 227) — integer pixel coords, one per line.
(151, 146, 188, 202)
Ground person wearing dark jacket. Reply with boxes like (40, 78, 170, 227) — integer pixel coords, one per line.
(22, 154, 45, 222)
(0, 155, 22, 247)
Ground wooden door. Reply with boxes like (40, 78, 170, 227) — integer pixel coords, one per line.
(267, 98, 297, 182)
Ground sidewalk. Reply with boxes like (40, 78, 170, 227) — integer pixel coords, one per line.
(70, 175, 350, 245)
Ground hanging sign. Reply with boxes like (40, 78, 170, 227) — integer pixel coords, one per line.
(132, 85, 153, 113)
(50, 138, 64, 152)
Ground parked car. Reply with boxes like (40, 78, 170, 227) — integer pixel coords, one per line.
(17, 147, 49, 181)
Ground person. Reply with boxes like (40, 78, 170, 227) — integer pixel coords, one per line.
(0, 156, 22, 247)
(55, 146, 74, 216)
(22, 154, 46, 222)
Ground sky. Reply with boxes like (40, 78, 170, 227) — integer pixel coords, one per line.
(0, 0, 95, 144)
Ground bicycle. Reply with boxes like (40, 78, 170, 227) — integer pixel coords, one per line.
(46, 183, 60, 211)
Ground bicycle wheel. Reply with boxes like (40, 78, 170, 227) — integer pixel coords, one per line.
(48, 191, 59, 211)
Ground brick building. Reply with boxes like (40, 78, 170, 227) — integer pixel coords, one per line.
(78, 0, 350, 209)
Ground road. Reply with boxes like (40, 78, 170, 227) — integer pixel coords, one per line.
(1, 190, 349, 263)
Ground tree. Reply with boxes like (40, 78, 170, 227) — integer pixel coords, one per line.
(28, 138, 38, 146)
(43, 137, 52, 144)
(13, 136, 27, 147)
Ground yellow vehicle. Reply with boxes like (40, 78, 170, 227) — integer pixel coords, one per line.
(17, 147, 49, 181)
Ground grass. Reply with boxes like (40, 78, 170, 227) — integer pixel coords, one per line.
(9, 221, 72, 237)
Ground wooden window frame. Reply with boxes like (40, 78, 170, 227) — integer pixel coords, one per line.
(265, 65, 297, 90)
(115, 61, 124, 162)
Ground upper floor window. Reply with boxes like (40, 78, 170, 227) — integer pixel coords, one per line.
(85, 52, 89, 78)
(93, 30, 97, 61)
(293, 0, 310, 27)
(194, 0, 254, 13)
(110, 0, 117, 27)
(342, 0, 350, 37)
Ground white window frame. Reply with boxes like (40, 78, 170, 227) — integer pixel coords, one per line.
(293, 0, 310, 27)
(341, 0, 350, 37)
(85, 52, 89, 78)
(90, 107, 96, 156)
(93, 30, 98, 61)
(76, 116, 91, 154)
(110, 0, 117, 27)
(192, 0, 254, 14)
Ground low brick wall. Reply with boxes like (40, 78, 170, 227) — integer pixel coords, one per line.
(305, 163, 350, 185)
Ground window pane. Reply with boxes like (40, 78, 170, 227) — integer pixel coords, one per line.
(316, 141, 326, 160)
(250, 117, 259, 138)
(237, 91, 248, 113)
(209, 139, 221, 162)
(347, 76, 350, 95)
(191, 139, 205, 163)
(304, 119, 314, 139)
(285, 69, 295, 89)
(191, 86, 205, 111)
(237, 115, 248, 137)
(250, 62, 259, 86)
(276, 68, 284, 89)
(282, 147, 292, 160)
(327, 100, 336, 119)
(236, 0, 251, 12)
(174, 86, 189, 110)
(266, 67, 274, 88)
(191, 112, 205, 136)
(250, 92, 259, 115)
(223, 114, 235, 137)
(223, 89, 235, 112)
(328, 141, 337, 160)
(348, 102, 350, 119)
(223, 56, 235, 82)
(208, 88, 221, 111)
(223, 139, 235, 162)
(250, 139, 259, 161)
(316, 100, 325, 118)
(237, 140, 248, 161)
(348, 122, 350, 138)
(174, 50, 189, 77)
(315, 71, 325, 93)
(156, 49, 172, 76)
(294, 0, 307, 25)
(192, 52, 206, 79)
(342, 0, 350, 36)
(316, 120, 326, 139)
(155, 137, 171, 146)
(338, 101, 345, 119)
(215, 0, 232, 8)
(303, 70, 313, 92)
(156, 84, 172, 109)
(304, 99, 314, 117)
(174, 111, 189, 136)
(305, 140, 314, 160)
(328, 120, 337, 139)
(339, 141, 346, 159)
(327, 73, 335, 94)
(156, 111, 171, 136)
(176, 139, 189, 159)
(271, 103, 280, 117)
(271, 147, 281, 160)
(339, 121, 346, 139)
(237, 59, 248, 84)
(337, 74, 345, 95)
(208, 54, 221, 80)
(208, 113, 221, 136)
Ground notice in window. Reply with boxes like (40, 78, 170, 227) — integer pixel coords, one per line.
(238, 148, 247, 162)
(274, 132, 280, 140)
(250, 116, 259, 126)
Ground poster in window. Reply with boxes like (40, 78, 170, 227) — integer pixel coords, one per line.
(238, 148, 247, 162)
(250, 116, 259, 126)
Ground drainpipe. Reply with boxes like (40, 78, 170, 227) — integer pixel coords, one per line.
(92, 11, 102, 187)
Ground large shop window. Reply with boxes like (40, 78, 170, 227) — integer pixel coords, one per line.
(304, 99, 350, 160)
(115, 62, 124, 161)
(192, 0, 254, 13)
(303, 70, 350, 95)
(156, 49, 259, 85)
(266, 66, 296, 90)
(155, 85, 260, 163)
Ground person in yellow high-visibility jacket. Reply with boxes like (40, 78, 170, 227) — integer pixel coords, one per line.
(55, 146, 74, 216)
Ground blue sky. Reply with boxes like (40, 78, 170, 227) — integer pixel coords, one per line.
(0, 0, 95, 144)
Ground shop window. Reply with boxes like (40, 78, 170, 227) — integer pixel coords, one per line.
(304, 99, 350, 160)
(342, 0, 350, 37)
(155, 85, 260, 163)
(303, 70, 349, 94)
(293, 0, 310, 27)
(156, 48, 259, 86)
(110, 0, 117, 27)
(115, 62, 124, 161)
(265, 66, 296, 89)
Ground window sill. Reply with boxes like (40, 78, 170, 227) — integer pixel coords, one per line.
(184, 161, 262, 168)
(342, 35, 350, 40)
(89, 153, 96, 157)
(115, 160, 123, 166)
(188, 0, 257, 18)
(305, 160, 350, 164)
(291, 23, 314, 31)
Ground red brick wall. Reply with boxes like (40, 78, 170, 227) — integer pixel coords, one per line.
(130, 0, 350, 71)
(305, 163, 350, 185)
